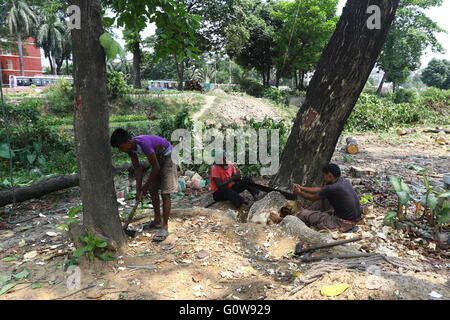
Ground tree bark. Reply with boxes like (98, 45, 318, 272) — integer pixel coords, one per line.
(376, 72, 386, 95)
(270, 0, 399, 189)
(132, 41, 141, 89)
(70, 0, 126, 247)
(17, 34, 24, 76)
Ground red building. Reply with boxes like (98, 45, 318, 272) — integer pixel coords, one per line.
(0, 37, 43, 86)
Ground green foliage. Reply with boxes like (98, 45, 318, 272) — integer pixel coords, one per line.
(345, 93, 444, 132)
(421, 58, 450, 89)
(419, 87, 450, 115)
(360, 195, 374, 205)
(238, 78, 265, 97)
(100, 32, 125, 60)
(73, 232, 115, 262)
(107, 71, 129, 99)
(389, 176, 411, 206)
(393, 88, 418, 104)
(57, 205, 82, 233)
(42, 80, 74, 116)
(378, 0, 445, 89)
(0, 269, 30, 296)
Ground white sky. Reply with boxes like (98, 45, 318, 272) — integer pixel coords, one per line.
(43, 1, 450, 70)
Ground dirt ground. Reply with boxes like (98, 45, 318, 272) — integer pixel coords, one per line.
(0, 131, 449, 300)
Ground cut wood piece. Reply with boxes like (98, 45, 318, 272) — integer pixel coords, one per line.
(0, 161, 150, 207)
(349, 166, 376, 178)
(396, 128, 419, 136)
(423, 128, 450, 134)
(436, 131, 447, 145)
(280, 216, 361, 256)
(345, 137, 359, 154)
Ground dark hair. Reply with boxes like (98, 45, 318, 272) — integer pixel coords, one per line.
(322, 163, 341, 178)
(110, 128, 132, 147)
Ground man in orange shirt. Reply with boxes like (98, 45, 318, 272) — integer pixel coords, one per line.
(210, 150, 259, 209)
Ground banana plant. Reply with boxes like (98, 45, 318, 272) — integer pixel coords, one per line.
(389, 176, 411, 221)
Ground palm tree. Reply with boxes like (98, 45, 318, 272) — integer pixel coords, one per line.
(0, 0, 38, 76)
(36, 16, 66, 75)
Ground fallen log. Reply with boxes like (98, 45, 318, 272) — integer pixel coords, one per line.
(345, 137, 359, 154)
(396, 127, 450, 136)
(0, 161, 150, 207)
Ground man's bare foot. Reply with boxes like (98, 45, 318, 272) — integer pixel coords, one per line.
(269, 211, 283, 224)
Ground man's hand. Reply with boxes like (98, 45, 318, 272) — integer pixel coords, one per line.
(231, 174, 241, 182)
(293, 184, 303, 195)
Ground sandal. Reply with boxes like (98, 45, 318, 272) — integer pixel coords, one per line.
(142, 220, 162, 231)
(152, 229, 169, 242)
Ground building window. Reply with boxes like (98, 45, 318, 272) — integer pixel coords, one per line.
(6, 59, 13, 70)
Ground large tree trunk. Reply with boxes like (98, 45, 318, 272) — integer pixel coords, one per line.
(132, 41, 141, 89)
(70, 0, 126, 247)
(17, 34, 24, 76)
(270, 0, 399, 189)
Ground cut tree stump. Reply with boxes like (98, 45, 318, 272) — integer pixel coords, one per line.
(0, 161, 150, 207)
(436, 131, 447, 145)
(345, 137, 359, 154)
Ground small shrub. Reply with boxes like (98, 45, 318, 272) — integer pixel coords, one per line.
(107, 71, 129, 99)
(393, 89, 418, 104)
(238, 78, 265, 97)
(42, 80, 74, 116)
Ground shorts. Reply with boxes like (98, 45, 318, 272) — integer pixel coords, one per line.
(148, 153, 178, 194)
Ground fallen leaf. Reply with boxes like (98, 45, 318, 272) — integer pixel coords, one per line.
(320, 284, 350, 297)
(24, 251, 38, 260)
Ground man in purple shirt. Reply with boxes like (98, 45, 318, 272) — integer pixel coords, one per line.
(111, 128, 178, 242)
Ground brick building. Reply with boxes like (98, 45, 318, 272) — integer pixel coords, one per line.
(0, 37, 43, 86)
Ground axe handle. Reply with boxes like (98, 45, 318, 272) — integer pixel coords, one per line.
(123, 201, 141, 230)
(248, 182, 297, 200)
(299, 236, 363, 255)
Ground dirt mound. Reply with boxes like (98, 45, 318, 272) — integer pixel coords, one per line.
(205, 94, 281, 126)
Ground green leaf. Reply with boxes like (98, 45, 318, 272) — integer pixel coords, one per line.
(37, 155, 46, 166)
(422, 194, 439, 210)
(97, 253, 116, 261)
(31, 283, 42, 289)
(26, 153, 37, 164)
(68, 205, 83, 218)
(1, 257, 17, 262)
(389, 176, 402, 192)
(0, 144, 14, 159)
(12, 269, 30, 280)
(0, 282, 16, 296)
(396, 191, 410, 205)
(437, 192, 450, 198)
(100, 32, 125, 60)
(73, 247, 89, 258)
(0, 274, 12, 287)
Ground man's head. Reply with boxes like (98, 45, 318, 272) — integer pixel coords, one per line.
(111, 128, 134, 152)
(322, 163, 341, 184)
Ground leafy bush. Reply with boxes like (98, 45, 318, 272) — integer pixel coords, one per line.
(42, 80, 74, 116)
(419, 88, 450, 115)
(107, 71, 129, 99)
(345, 93, 438, 132)
(238, 78, 265, 97)
(393, 88, 418, 104)
(263, 87, 287, 105)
